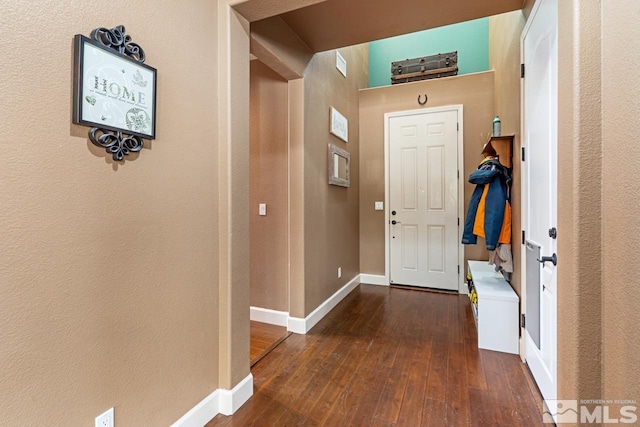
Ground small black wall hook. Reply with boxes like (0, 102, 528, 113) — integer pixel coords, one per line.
(418, 94, 428, 105)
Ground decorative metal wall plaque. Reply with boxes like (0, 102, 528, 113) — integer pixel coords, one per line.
(73, 26, 157, 161)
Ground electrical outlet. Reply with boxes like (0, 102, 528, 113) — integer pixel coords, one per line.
(338, 267, 342, 278)
(96, 408, 114, 427)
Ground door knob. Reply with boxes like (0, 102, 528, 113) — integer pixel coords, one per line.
(537, 253, 557, 266)
(391, 220, 402, 225)
(548, 227, 557, 239)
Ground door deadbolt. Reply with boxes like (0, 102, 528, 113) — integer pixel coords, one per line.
(391, 210, 397, 216)
(548, 227, 557, 239)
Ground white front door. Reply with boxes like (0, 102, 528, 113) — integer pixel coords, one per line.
(522, 0, 558, 402)
(388, 109, 459, 290)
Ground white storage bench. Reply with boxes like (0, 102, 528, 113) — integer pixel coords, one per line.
(467, 261, 519, 354)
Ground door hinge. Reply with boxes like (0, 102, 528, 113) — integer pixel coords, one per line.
(458, 217, 460, 226)
(521, 147, 526, 161)
(457, 169, 460, 179)
(458, 265, 460, 274)
(457, 122, 460, 131)
(522, 230, 526, 245)
(521, 313, 526, 328)
(521, 63, 525, 78)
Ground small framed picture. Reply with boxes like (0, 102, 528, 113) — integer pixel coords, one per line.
(329, 107, 348, 143)
(73, 35, 157, 139)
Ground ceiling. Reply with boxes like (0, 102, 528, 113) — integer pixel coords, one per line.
(256, 0, 525, 52)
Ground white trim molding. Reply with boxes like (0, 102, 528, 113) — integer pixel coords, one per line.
(287, 274, 360, 334)
(218, 373, 254, 416)
(359, 274, 388, 286)
(171, 373, 253, 426)
(170, 390, 219, 427)
(250, 307, 289, 327)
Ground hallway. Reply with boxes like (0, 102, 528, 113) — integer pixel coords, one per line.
(208, 285, 544, 426)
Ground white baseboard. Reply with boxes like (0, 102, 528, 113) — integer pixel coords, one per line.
(171, 373, 253, 426)
(359, 274, 388, 286)
(218, 373, 254, 416)
(171, 390, 219, 427)
(250, 307, 288, 327)
(286, 316, 306, 334)
(287, 274, 360, 334)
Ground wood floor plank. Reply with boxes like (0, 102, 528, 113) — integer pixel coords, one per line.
(346, 343, 399, 424)
(249, 321, 290, 367)
(464, 338, 488, 390)
(502, 355, 545, 426)
(467, 386, 497, 426)
(424, 334, 448, 401)
(206, 284, 543, 427)
(481, 349, 522, 427)
(445, 341, 470, 426)
(422, 397, 447, 426)
(374, 338, 415, 423)
(396, 339, 431, 425)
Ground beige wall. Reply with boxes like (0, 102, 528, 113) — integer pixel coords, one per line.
(216, 3, 251, 391)
(249, 60, 289, 312)
(301, 45, 369, 316)
(288, 79, 306, 318)
(250, 17, 313, 80)
(601, 0, 640, 403)
(489, 10, 525, 298)
(557, 0, 604, 402)
(359, 72, 495, 276)
(0, 2, 220, 426)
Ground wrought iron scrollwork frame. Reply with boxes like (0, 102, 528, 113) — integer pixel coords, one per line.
(88, 128, 143, 161)
(91, 25, 146, 63)
(74, 25, 155, 161)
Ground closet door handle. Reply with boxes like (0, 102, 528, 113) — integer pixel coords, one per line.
(537, 253, 557, 266)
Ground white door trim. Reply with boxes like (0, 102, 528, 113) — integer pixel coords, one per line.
(384, 105, 465, 293)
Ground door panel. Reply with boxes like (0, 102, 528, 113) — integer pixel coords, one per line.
(522, 0, 558, 403)
(427, 226, 445, 273)
(427, 146, 445, 211)
(401, 225, 419, 271)
(401, 148, 418, 210)
(389, 110, 459, 290)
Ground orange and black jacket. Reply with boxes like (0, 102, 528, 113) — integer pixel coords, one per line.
(461, 159, 511, 251)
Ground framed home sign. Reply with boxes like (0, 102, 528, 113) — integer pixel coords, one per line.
(73, 26, 157, 160)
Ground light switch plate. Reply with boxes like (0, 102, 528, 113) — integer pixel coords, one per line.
(96, 408, 114, 427)
(259, 203, 267, 216)
(374, 201, 384, 211)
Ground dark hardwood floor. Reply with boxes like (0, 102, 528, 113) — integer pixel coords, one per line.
(250, 321, 291, 367)
(208, 284, 544, 426)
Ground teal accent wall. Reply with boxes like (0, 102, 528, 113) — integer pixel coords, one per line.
(369, 18, 489, 88)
